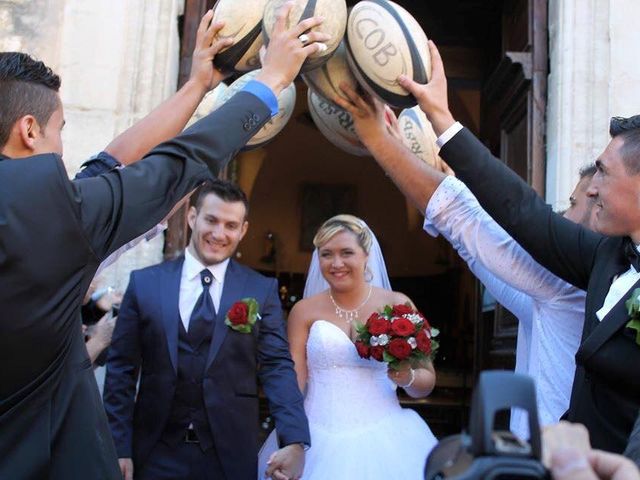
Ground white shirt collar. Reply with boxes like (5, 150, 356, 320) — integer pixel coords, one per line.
(183, 248, 230, 284)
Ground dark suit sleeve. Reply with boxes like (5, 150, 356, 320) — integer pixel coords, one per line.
(68, 91, 271, 261)
(257, 279, 311, 447)
(103, 273, 142, 458)
(439, 127, 603, 290)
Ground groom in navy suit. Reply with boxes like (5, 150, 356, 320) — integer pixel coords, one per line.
(104, 180, 310, 480)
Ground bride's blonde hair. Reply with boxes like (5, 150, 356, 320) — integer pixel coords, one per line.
(313, 214, 373, 254)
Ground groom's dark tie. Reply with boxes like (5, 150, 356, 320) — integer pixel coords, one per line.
(188, 269, 216, 348)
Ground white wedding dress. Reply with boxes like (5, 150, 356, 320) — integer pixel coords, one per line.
(258, 320, 437, 479)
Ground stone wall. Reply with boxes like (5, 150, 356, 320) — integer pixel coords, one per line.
(1, 0, 183, 291)
(546, 0, 640, 209)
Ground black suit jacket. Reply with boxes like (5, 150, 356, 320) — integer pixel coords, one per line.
(440, 128, 640, 452)
(103, 258, 310, 479)
(0, 91, 271, 479)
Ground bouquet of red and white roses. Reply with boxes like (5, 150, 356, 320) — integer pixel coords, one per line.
(354, 303, 439, 370)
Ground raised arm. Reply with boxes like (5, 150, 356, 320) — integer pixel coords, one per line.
(335, 85, 446, 214)
(339, 40, 603, 291)
(425, 176, 581, 305)
(70, 4, 330, 261)
(104, 12, 233, 166)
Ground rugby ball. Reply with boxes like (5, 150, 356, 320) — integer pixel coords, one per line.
(262, 0, 347, 73)
(307, 90, 369, 156)
(301, 40, 359, 106)
(213, 69, 296, 150)
(346, 0, 431, 108)
(397, 106, 441, 168)
(212, 0, 267, 73)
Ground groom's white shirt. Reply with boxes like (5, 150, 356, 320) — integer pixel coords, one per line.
(178, 249, 229, 331)
(423, 176, 585, 439)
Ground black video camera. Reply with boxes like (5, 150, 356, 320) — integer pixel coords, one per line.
(424, 371, 550, 480)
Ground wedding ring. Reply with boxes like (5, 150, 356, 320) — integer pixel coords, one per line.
(298, 33, 310, 46)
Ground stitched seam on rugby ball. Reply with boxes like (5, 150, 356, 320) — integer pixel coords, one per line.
(369, 0, 427, 84)
(214, 21, 263, 72)
(298, 0, 318, 25)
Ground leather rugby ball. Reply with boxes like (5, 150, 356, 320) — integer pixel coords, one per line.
(346, 0, 431, 108)
(307, 89, 369, 156)
(212, 0, 267, 73)
(262, 0, 347, 72)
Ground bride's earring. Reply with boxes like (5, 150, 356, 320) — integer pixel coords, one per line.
(364, 265, 373, 282)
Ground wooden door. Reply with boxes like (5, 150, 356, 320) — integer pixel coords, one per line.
(474, 0, 548, 373)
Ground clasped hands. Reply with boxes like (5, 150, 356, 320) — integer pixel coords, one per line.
(265, 443, 305, 480)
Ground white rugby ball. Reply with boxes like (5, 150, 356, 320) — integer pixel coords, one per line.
(307, 90, 369, 156)
(263, 0, 347, 72)
(213, 69, 296, 150)
(346, 0, 431, 108)
(397, 106, 441, 168)
(301, 40, 359, 106)
(212, 0, 266, 73)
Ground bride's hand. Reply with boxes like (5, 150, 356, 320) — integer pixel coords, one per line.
(334, 83, 389, 146)
(387, 364, 414, 388)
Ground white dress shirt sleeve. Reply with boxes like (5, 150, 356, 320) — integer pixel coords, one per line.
(424, 176, 577, 308)
(435, 122, 464, 148)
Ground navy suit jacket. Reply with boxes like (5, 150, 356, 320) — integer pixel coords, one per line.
(440, 127, 640, 452)
(103, 258, 310, 479)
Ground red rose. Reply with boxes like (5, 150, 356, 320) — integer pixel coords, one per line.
(416, 329, 432, 354)
(370, 346, 384, 361)
(367, 313, 390, 336)
(387, 338, 412, 360)
(392, 304, 414, 317)
(390, 318, 415, 337)
(228, 302, 249, 325)
(355, 341, 370, 359)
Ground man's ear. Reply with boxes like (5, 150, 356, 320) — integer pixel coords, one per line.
(239, 220, 249, 241)
(187, 206, 198, 230)
(17, 115, 40, 151)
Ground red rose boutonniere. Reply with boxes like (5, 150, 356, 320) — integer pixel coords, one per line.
(225, 298, 260, 333)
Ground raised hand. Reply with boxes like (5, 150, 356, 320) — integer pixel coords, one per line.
(256, 2, 330, 96)
(265, 443, 305, 480)
(334, 83, 389, 146)
(188, 10, 234, 93)
(396, 40, 455, 136)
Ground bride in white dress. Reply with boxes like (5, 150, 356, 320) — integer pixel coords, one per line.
(260, 214, 437, 479)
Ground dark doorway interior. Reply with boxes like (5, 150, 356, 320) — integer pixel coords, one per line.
(173, 0, 548, 439)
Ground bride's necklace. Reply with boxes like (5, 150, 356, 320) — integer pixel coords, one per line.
(329, 285, 373, 324)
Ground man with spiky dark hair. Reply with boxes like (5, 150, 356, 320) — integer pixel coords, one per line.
(0, 6, 329, 478)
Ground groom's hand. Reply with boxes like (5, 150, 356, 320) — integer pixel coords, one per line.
(265, 443, 305, 480)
